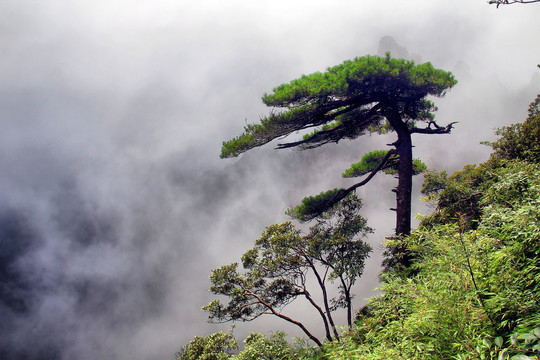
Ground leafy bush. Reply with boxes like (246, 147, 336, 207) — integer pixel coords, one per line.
(230, 331, 320, 360)
(175, 331, 238, 360)
(420, 94, 540, 231)
(232, 332, 291, 360)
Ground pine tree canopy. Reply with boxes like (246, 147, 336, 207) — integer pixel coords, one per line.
(221, 54, 457, 158)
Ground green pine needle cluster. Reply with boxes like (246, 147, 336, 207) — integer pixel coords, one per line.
(220, 54, 456, 158)
(342, 150, 427, 178)
(262, 54, 456, 107)
(285, 188, 346, 221)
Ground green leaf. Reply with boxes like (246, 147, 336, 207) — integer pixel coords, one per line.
(498, 349, 509, 360)
(511, 333, 519, 346)
(495, 336, 504, 348)
(518, 333, 537, 342)
(509, 355, 533, 360)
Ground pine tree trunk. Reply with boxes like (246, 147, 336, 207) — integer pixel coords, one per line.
(395, 131, 412, 236)
(385, 106, 413, 269)
(392, 129, 413, 269)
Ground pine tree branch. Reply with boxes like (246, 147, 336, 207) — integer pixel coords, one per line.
(409, 121, 458, 134)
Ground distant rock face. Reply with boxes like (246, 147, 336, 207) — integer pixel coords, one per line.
(453, 60, 472, 80)
(377, 36, 422, 63)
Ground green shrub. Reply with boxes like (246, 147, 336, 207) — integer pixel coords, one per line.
(231, 332, 319, 360)
(175, 331, 238, 360)
(232, 332, 291, 360)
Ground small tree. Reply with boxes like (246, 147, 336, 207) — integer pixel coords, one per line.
(203, 195, 372, 346)
(221, 54, 456, 256)
(304, 195, 373, 327)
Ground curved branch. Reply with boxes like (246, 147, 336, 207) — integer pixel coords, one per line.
(247, 289, 323, 346)
(489, 0, 540, 7)
(292, 148, 398, 222)
(335, 274, 355, 327)
(303, 287, 336, 342)
(343, 149, 398, 194)
(410, 121, 458, 134)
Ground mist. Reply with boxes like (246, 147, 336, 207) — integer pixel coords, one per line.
(1, 1, 539, 359)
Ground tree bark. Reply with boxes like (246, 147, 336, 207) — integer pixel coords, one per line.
(273, 312, 323, 347)
(344, 282, 353, 327)
(385, 107, 413, 237)
(302, 286, 334, 342)
(310, 263, 340, 340)
(395, 130, 412, 236)
(385, 106, 414, 268)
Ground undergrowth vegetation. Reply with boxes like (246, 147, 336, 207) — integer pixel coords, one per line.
(175, 96, 540, 360)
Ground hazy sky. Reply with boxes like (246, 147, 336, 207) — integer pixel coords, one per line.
(1, 1, 539, 359)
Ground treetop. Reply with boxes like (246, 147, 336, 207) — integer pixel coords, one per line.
(262, 55, 455, 107)
(221, 54, 456, 158)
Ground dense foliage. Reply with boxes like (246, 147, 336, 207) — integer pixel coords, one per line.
(352, 161, 540, 359)
(490, 94, 540, 163)
(175, 95, 540, 359)
(420, 94, 540, 230)
(175, 331, 238, 360)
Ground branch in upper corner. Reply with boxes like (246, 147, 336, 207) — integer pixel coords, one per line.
(488, 0, 540, 7)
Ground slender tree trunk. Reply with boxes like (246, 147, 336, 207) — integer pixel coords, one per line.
(310, 264, 340, 340)
(345, 288, 352, 327)
(320, 282, 340, 340)
(302, 288, 334, 342)
(338, 275, 353, 327)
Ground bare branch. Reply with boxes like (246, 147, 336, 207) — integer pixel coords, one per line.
(410, 121, 458, 134)
(488, 0, 540, 7)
